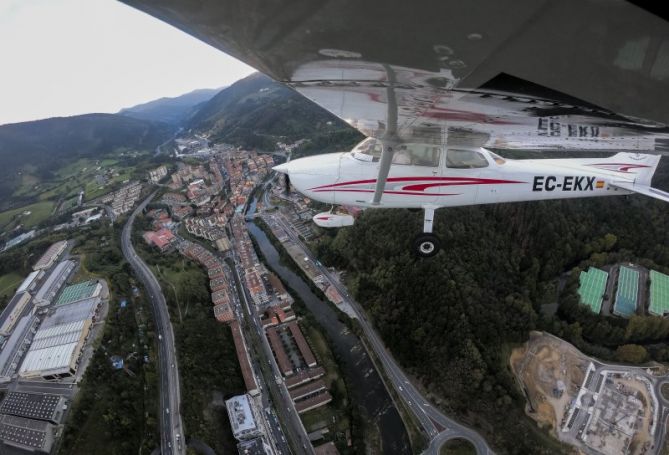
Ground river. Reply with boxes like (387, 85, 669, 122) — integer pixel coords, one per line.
(245, 199, 412, 454)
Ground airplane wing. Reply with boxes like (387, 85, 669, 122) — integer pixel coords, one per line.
(120, 0, 669, 155)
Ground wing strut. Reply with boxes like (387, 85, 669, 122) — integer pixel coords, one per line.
(371, 64, 399, 205)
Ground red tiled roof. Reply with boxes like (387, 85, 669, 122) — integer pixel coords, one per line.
(295, 391, 332, 414)
(266, 327, 293, 376)
(230, 321, 258, 393)
(285, 367, 326, 389)
(289, 379, 327, 401)
(288, 321, 317, 367)
(214, 303, 234, 323)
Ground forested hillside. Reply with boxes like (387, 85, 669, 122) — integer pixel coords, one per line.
(0, 114, 172, 200)
(188, 73, 360, 150)
(314, 160, 669, 453)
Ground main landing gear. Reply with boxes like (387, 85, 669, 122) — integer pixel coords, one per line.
(413, 206, 440, 258)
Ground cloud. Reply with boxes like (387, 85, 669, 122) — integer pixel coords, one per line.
(0, 0, 254, 125)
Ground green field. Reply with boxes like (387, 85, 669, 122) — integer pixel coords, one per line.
(614, 266, 639, 317)
(649, 270, 669, 316)
(0, 201, 55, 230)
(8, 152, 149, 215)
(577, 267, 608, 313)
(0, 272, 23, 298)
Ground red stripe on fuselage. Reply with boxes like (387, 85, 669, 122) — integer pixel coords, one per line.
(587, 163, 651, 173)
(312, 189, 460, 196)
(309, 176, 525, 191)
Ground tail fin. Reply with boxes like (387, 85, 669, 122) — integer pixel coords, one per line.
(584, 152, 661, 186)
(602, 153, 668, 204)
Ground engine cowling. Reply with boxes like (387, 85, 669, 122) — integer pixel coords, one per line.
(312, 212, 355, 228)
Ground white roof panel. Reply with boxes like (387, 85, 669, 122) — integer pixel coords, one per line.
(19, 342, 78, 375)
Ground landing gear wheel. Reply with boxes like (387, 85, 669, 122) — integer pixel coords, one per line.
(413, 234, 440, 258)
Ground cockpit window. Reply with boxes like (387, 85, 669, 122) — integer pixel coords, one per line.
(351, 138, 382, 162)
(351, 139, 441, 167)
(446, 149, 489, 168)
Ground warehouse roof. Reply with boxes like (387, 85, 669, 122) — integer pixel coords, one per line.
(34, 260, 75, 304)
(16, 271, 41, 294)
(33, 240, 67, 271)
(0, 292, 32, 335)
(0, 414, 54, 451)
(0, 392, 64, 423)
(40, 298, 98, 329)
(19, 342, 79, 376)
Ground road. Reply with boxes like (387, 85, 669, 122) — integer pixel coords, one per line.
(225, 255, 314, 455)
(122, 192, 185, 455)
(82, 202, 116, 224)
(271, 212, 494, 455)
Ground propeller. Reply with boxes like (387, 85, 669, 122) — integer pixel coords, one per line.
(278, 151, 292, 194)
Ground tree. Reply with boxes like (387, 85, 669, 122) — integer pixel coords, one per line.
(616, 344, 648, 364)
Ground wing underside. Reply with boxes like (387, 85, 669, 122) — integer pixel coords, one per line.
(121, 0, 669, 154)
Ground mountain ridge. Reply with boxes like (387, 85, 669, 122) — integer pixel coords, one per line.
(120, 87, 222, 125)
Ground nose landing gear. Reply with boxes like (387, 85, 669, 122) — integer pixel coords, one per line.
(413, 206, 440, 258)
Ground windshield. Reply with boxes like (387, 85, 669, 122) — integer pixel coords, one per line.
(488, 151, 506, 165)
(352, 139, 441, 166)
(351, 138, 383, 162)
(446, 149, 489, 168)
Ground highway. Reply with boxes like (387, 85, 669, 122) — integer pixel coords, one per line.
(270, 212, 494, 455)
(122, 192, 185, 455)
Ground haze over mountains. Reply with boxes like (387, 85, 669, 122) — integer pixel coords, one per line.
(119, 87, 221, 125)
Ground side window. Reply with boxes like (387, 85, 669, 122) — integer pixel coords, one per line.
(446, 149, 489, 169)
(392, 144, 441, 166)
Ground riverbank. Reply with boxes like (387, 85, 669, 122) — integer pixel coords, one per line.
(247, 217, 412, 454)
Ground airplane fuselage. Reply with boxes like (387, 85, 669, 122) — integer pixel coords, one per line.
(275, 147, 653, 209)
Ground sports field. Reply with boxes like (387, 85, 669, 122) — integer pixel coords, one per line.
(649, 270, 669, 316)
(613, 266, 639, 317)
(55, 280, 99, 306)
(577, 268, 608, 313)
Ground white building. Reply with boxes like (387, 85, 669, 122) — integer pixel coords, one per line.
(18, 297, 100, 380)
(16, 271, 43, 294)
(19, 320, 90, 380)
(148, 165, 168, 183)
(225, 394, 262, 440)
(0, 292, 32, 336)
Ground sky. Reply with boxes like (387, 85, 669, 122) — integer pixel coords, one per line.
(0, 0, 254, 126)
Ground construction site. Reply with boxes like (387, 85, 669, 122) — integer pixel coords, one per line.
(511, 332, 666, 455)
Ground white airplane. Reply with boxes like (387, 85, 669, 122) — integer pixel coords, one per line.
(274, 143, 666, 256)
(122, 0, 669, 256)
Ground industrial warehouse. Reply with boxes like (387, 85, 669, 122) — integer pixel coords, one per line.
(0, 240, 109, 453)
(577, 263, 669, 318)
